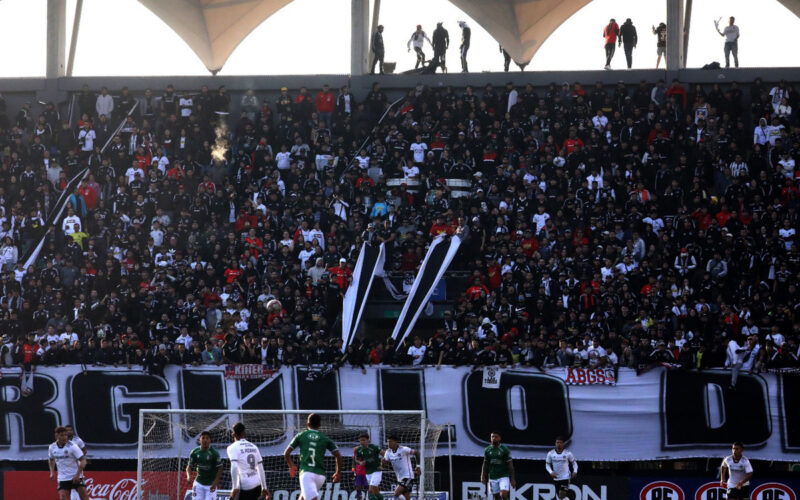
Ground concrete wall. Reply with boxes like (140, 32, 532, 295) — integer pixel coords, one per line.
(0, 66, 798, 129)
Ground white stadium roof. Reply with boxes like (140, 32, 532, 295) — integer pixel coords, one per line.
(137, 0, 800, 73)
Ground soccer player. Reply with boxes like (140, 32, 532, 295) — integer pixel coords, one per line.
(48, 426, 89, 500)
(228, 423, 269, 500)
(382, 435, 419, 500)
(65, 425, 86, 500)
(284, 413, 342, 500)
(186, 431, 223, 500)
(354, 433, 383, 500)
(545, 437, 577, 500)
(720, 441, 753, 500)
(481, 431, 515, 500)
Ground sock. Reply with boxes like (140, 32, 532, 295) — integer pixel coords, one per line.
(369, 494, 384, 500)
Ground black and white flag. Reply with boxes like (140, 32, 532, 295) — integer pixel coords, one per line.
(392, 234, 462, 348)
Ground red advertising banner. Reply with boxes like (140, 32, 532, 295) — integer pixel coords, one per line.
(4, 471, 190, 500)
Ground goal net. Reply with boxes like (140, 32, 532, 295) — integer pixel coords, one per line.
(137, 410, 444, 500)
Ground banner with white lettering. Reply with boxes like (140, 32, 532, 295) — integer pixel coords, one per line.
(0, 366, 797, 461)
(224, 364, 273, 380)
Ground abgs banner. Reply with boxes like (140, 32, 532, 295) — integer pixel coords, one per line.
(0, 366, 798, 461)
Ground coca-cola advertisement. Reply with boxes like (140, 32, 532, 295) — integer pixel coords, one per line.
(3, 471, 188, 500)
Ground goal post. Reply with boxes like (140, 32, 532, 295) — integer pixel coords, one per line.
(136, 409, 445, 500)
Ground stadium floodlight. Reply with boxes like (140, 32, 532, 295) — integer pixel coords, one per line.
(137, 409, 445, 500)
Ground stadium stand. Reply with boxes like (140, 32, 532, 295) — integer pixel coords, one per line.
(0, 74, 797, 375)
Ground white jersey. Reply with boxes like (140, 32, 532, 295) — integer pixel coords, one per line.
(384, 446, 414, 480)
(410, 143, 427, 163)
(62, 215, 82, 235)
(227, 439, 267, 491)
(48, 441, 84, 482)
(545, 449, 577, 481)
(722, 455, 752, 488)
(71, 435, 86, 451)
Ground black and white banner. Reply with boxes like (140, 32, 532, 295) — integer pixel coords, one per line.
(0, 365, 798, 461)
(392, 235, 462, 348)
(341, 243, 385, 350)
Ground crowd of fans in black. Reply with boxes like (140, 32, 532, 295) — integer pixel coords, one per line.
(0, 74, 798, 376)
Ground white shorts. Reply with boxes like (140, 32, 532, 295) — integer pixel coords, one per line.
(192, 481, 215, 500)
(489, 477, 510, 494)
(367, 471, 382, 487)
(300, 471, 326, 500)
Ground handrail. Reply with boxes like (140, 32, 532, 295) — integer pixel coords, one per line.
(340, 95, 404, 179)
(101, 101, 138, 153)
(67, 93, 77, 128)
(22, 101, 141, 269)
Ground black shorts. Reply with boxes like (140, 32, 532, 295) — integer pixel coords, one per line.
(727, 486, 750, 499)
(58, 479, 85, 491)
(239, 486, 263, 500)
(553, 480, 570, 491)
(396, 477, 414, 492)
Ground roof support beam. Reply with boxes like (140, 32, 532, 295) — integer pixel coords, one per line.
(46, 0, 67, 78)
(683, 0, 692, 65)
(351, 0, 370, 76)
(666, 0, 685, 69)
(66, 0, 84, 77)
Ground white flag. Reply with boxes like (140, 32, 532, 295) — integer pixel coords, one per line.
(481, 366, 502, 389)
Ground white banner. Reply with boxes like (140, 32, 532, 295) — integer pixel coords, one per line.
(481, 367, 502, 388)
(0, 365, 796, 461)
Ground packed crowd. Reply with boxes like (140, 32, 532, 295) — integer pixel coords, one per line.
(0, 75, 798, 376)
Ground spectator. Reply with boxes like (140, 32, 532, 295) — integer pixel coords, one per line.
(433, 23, 449, 72)
(77, 122, 96, 157)
(96, 87, 114, 119)
(769, 80, 790, 115)
(371, 25, 386, 75)
(458, 21, 471, 72)
(407, 25, 432, 70)
(652, 23, 666, 68)
(618, 18, 638, 69)
(407, 336, 426, 365)
(603, 18, 620, 70)
(315, 84, 336, 128)
(715, 16, 740, 68)
(0, 74, 796, 378)
(240, 89, 259, 122)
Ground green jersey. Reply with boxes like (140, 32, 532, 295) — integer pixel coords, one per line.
(355, 444, 382, 474)
(483, 444, 511, 480)
(188, 446, 222, 486)
(289, 429, 338, 475)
